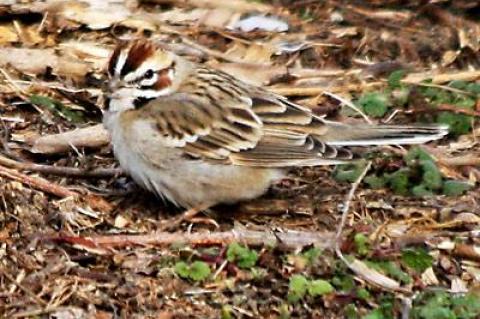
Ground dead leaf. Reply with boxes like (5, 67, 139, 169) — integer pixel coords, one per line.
(0, 47, 90, 78)
(0, 25, 18, 44)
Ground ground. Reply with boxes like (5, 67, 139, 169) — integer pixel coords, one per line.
(1, 1, 480, 318)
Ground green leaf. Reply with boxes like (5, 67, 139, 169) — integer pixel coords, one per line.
(332, 274, 355, 292)
(334, 162, 367, 183)
(466, 82, 480, 95)
(411, 184, 435, 197)
(288, 274, 308, 303)
(374, 261, 412, 284)
(356, 287, 371, 300)
(449, 80, 468, 90)
(401, 247, 433, 272)
(189, 261, 211, 281)
(30, 94, 84, 123)
(405, 147, 435, 166)
(364, 174, 387, 189)
(386, 168, 410, 195)
(174, 261, 211, 281)
(226, 243, 258, 269)
(453, 97, 476, 109)
(307, 279, 334, 297)
(357, 92, 390, 118)
(388, 70, 405, 88)
(442, 180, 474, 196)
(174, 261, 190, 279)
(420, 160, 443, 190)
(354, 233, 370, 256)
(302, 247, 322, 265)
(436, 112, 472, 136)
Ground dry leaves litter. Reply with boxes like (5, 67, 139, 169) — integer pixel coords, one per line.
(1, 0, 480, 318)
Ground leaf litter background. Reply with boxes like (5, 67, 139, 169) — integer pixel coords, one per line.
(1, 0, 480, 318)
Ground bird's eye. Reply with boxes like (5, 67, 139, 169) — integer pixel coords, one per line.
(144, 69, 154, 79)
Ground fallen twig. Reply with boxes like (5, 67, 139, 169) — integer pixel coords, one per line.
(334, 162, 405, 292)
(29, 124, 110, 154)
(0, 153, 123, 178)
(44, 228, 336, 252)
(0, 164, 77, 198)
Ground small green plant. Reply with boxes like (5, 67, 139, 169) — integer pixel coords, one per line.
(174, 261, 211, 281)
(442, 180, 473, 196)
(362, 294, 395, 319)
(301, 247, 322, 265)
(287, 274, 334, 303)
(418, 80, 480, 136)
(362, 147, 473, 197)
(30, 94, 84, 123)
(357, 92, 391, 118)
(288, 274, 309, 303)
(354, 233, 370, 256)
(387, 69, 406, 89)
(401, 247, 433, 273)
(334, 161, 368, 183)
(365, 260, 412, 284)
(411, 291, 480, 319)
(226, 242, 258, 269)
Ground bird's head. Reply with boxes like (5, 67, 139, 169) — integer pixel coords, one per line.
(105, 39, 176, 112)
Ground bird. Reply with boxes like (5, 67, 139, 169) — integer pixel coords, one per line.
(103, 39, 448, 221)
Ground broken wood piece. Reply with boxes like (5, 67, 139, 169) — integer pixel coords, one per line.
(29, 124, 110, 154)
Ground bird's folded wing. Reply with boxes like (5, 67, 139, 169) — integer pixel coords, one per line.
(140, 92, 351, 166)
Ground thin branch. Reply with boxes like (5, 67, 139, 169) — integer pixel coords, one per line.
(43, 228, 336, 251)
(0, 164, 77, 198)
(335, 161, 372, 247)
(334, 162, 404, 292)
(0, 153, 123, 178)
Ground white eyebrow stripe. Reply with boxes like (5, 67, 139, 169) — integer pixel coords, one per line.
(115, 49, 129, 76)
(123, 58, 159, 83)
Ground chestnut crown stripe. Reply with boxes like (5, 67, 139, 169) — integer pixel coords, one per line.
(107, 40, 157, 77)
(120, 41, 156, 77)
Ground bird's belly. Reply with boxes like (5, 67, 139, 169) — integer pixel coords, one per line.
(106, 114, 284, 208)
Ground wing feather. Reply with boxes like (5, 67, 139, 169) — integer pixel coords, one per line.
(137, 68, 351, 167)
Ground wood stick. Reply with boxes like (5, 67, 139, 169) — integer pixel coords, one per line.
(0, 164, 77, 198)
(29, 124, 109, 154)
(45, 228, 336, 251)
(0, 154, 123, 178)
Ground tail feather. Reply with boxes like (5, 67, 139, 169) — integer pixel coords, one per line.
(322, 123, 449, 146)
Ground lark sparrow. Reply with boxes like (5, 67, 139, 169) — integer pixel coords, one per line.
(103, 40, 448, 212)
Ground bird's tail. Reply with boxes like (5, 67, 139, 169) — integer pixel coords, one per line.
(322, 122, 449, 146)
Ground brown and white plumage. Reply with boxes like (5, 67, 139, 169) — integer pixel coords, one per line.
(104, 40, 448, 209)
